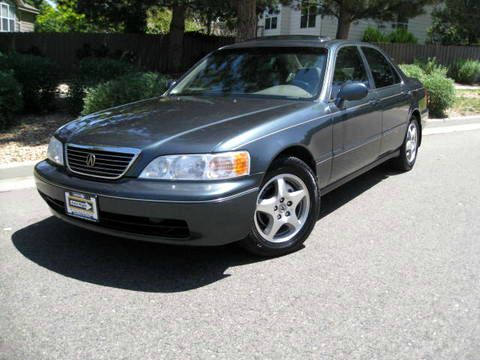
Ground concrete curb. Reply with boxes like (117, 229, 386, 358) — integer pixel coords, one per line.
(0, 161, 37, 180)
(424, 115, 480, 128)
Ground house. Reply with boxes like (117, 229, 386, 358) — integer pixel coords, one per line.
(0, 0, 38, 33)
(258, 1, 436, 44)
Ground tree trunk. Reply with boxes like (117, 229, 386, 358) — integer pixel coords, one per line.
(234, 0, 257, 42)
(336, 12, 352, 39)
(207, 13, 213, 35)
(168, 3, 186, 73)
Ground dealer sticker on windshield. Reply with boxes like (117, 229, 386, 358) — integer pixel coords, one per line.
(65, 191, 99, 222)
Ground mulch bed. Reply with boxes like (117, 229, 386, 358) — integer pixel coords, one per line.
(0, 113, 72, 164)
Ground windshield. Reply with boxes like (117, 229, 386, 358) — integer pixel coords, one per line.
(170, 47, 328, 100)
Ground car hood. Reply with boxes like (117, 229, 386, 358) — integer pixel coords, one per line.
(57, 96, 310, 152)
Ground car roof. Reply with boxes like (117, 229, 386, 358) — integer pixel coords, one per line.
(221, 36, 373, 51)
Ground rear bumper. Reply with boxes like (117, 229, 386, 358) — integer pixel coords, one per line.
(35, 161, 260, 246)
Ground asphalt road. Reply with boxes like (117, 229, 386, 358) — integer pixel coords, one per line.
(1, 130, 480, 360)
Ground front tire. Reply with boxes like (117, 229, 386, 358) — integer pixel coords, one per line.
(241, 157, 320, 257)
(392, 117, 420, 172)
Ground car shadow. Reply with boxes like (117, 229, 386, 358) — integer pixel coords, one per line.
(319, 164, 395, 220)
(12, 164, 396, 293)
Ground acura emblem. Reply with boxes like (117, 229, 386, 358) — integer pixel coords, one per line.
(86, 153, 96, 167)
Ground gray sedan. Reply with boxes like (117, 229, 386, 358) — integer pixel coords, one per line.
(35, 37, 427, 256)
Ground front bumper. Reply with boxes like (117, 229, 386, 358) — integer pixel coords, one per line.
(34, 161, 261, 246)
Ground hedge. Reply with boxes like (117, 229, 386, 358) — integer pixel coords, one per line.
(0, 53, 59, 113)
(0, 70, 23, 130)
(82, 72, 171, 115)
(67, 57, 140, 114)
(448, 60, 480, 85)
(362, 26, 418, 44)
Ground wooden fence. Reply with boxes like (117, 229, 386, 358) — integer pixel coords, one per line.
(0, 32, 234, 74)
(377, 43, 480, 66)
(1, 33, 479, 74)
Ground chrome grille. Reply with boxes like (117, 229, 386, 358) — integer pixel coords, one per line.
(66, 145, 140, 180)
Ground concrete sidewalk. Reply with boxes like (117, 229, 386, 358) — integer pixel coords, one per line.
(455, 84, 480, 91)
(0, 161, 37, 181)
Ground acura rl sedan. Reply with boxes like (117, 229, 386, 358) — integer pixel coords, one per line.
(35, 37, 427, 256)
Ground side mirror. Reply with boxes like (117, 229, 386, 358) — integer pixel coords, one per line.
(335, 81, 369, 108)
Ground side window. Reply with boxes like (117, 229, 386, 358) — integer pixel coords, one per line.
(331, 46, 370, 99)
(362, 47, 401, 88)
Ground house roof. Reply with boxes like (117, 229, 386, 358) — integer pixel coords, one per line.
(14, 0, 39, 14)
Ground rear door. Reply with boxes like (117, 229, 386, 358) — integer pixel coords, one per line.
(330, 46, 382, 183)
(361, 46, 411, 155)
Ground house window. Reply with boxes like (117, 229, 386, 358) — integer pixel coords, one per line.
(300, 1, 317, 28)
(264, 8, 278, 31)
(265, 15, 278, 30)
(0, 0, 16, 32)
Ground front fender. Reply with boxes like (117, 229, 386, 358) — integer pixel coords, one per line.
(224, 110, 333, 188)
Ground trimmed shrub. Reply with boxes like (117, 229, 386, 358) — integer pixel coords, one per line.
(387, 28, 418, 44)
(400, 64, 456, 118)
(362, 26, 387, 43)
(0, 70, 23, 130)
(67, 57, 140, 115)
(399, 64, 425, 80)
(414, 57, 448, 76)
(0, 53, 58, 113)
(422, 71, 455, 117)
(422, 70, 455, 117)
(448, 60, 480, 85)
(82, 72, 171, 115)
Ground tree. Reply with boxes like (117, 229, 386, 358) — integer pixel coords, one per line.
(231, 0, 292, 41)
(232, 0, 256, 41)
(316, 0, 437, 40)
(429, 0, 480, 45)
(193, 0, 235, 35)
(168, 2, 186, 72)
(76, 0, 213, 71)
(77, 0, 157, 33)
(146, 7, 202, 34)
(35, 0, 99, 32)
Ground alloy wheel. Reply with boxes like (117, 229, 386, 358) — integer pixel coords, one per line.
(254, 174, 310, 244)
(405, 122, 418, 164)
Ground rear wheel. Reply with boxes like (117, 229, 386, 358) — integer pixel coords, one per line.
(392, 117, 420, 172)
(241, 157, 320, 257)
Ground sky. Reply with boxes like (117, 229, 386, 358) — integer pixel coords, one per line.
(44, 0, 56, 8)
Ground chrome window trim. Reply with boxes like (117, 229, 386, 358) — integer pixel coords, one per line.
(65, 144, 141, 180)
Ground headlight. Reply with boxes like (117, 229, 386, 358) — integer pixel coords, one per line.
(46, 136, 64, 166)
(139, 151, 250, 180)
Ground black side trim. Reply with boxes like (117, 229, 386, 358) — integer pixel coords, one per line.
(321, 150, 400, 195)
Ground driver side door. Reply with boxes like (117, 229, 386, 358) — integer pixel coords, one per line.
(330, 46, 382, 183)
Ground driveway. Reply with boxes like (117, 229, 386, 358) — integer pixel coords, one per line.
(1, 130, 480, 359)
